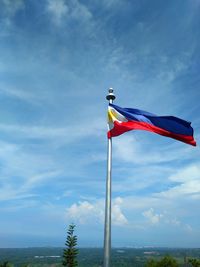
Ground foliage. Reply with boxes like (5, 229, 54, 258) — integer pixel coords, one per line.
(146, 259, 158, 267)
(188, 258, 200, 267)
(0, 262, 13, 267)
(146, 255, 178, 267)
(63, 224, 78, 267)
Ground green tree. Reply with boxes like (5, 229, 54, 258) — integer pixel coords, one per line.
(146, 259, 158, 267)
(0, 262, 13, 267)
(146, 256, 178, 267)
(157, 256, 178, 267)
(188, 258, 200, 267)
(63, 223, 78, 267)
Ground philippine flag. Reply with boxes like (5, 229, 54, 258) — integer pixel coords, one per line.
(107, 104, 196, 146)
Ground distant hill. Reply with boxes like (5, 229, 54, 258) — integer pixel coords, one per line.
(0, 247, 200, 267)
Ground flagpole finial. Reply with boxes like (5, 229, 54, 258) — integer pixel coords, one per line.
(106, 88, 116, 101)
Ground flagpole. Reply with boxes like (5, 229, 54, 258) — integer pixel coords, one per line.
(103, 88, 116, 267)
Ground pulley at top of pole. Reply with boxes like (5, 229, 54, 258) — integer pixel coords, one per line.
(106, 88, 116, 102)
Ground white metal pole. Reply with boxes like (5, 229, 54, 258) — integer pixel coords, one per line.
(103, 88, 116, 267)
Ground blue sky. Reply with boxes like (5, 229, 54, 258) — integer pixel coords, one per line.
(0, 0, 200, 248)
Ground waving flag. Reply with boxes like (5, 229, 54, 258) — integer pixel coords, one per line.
(108, 104, 196, 146)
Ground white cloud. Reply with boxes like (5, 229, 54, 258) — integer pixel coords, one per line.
(142, 208, 189, 229)
(168, 218, 181, 226)
(112, 197, 128, 226)
(0, 140, 63, 201)
(157, 57, 189, 84)
(29, 193, 195, 236)
(47, 0, 92, 25)
(70, 0, 92, 21)
(120, 196, 159, 211)
(22, 170, 61, 191)
(93, 0, 125, 10)
(0, 140, 55, 177)
(143, 208, 163, 224)
(47, 0, 68, 25)
(66, 201, 98, 224)
(185, 224, 193, 232)
(0, 113, 105, 202)
(0, 200, 38, 212)
(0, 170, 61, 201)
(169, 165, 200, 182)
(157, 164, 200, 199)
(0, 85, 40, 105)
(0, 116, 105, 143)
(0, 185, 35, 201)
(1, 0, 24, 27)
(66, 197, 128, 226)
(113, 134, 197, 165)
(115, 194, 197, 233)
(2, 0, 24, 16)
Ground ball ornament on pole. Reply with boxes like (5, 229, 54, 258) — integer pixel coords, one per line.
(106, 88, 116, 102)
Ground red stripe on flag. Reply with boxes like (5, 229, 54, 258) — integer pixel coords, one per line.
(108, 120, 196, 146)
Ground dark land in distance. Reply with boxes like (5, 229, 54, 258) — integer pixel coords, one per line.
(0, 247, 200, 267)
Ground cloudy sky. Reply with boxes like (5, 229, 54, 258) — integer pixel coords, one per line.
(0, 0, 200, 248)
